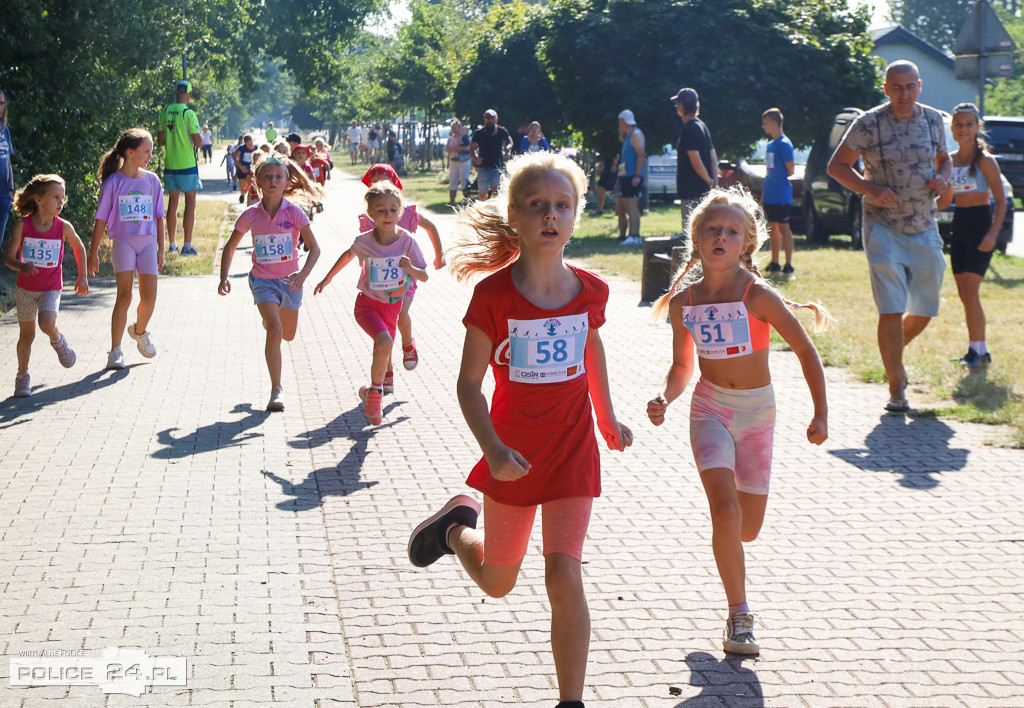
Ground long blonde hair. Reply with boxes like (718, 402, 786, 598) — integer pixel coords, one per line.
(652, 185, 830, 332)
(251, 153, 323, 206)
(447, 151, 588, 283)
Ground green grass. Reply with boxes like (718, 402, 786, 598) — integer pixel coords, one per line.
(383, 165, 1024, 446)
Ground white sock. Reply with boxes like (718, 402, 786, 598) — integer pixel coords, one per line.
(970, 340, 988, 355)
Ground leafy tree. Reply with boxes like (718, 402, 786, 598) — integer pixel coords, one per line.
(539, 0, 880, 157)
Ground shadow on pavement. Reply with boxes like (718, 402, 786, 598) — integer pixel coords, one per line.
(671, 651, 763, 707)
(151, 403, 271, 459)
(829, 413, 969, 489)
(0, 367, 132, 427)
(266, 402, 408, 510)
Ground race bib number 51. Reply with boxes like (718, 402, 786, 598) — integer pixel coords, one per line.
(254, 232, 294, 264)
(507, 314, 588, 384)
(22, 237, 61, 268)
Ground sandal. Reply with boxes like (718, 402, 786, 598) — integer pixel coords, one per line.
(885, 394, 910, 413)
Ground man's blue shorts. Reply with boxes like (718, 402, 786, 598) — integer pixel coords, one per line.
(164, 167, 203, 193)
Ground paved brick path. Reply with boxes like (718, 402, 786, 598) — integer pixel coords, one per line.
(1, 159, 1022, 707)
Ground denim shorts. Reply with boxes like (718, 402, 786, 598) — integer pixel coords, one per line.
(164, 168, 203, 193)
(477, 167, 503, 193)
(862, 221, 945, 317)
(248, 273, 303, 310)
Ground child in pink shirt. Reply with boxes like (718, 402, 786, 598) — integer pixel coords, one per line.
(358, 163, 444, 371)
(218, 155, 322, 412)
(315, 181, 428, 425)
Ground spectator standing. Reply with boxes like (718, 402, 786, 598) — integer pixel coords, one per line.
(266, 121, 278, 143)
(200, 125, 213, 163)
(0, 89, 15, 243)
(347, 121, 362, 165)
(157, 80, 203, 256)
(447, 120, 472, 205)
(760, 108, 796, 275)
(519, 121, 551, 153)
(470, 109, 512, 201)
(616, 109, 645, 245)
(672, 88, 718, 243)
(827, 60, 951, 412)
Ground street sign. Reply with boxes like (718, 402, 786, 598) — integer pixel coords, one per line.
(955, 53, 1015, 80)
(953, 0, 1015, 56)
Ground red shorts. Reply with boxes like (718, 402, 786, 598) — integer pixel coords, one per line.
(354, 292, 401, 339)
(482, 495, 593, 566)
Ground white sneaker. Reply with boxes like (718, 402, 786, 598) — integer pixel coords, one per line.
(106, 348, 125, 370)
(51, 334, 76, 368)
(267, 386, 285, 412)
(127, 324, 157, 358)
(723, 612, 760, 655)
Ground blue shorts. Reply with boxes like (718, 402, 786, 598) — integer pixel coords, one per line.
(863, 221, 945, 317)
(249, 273, 302, 310)
(164, 168, 203, 193)
(477, 167, 503, 193)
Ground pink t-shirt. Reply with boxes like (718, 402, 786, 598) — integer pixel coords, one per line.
(350, 228, 426, 304)
(357, 204, 419, 234)
(17, 216, 65, 292)
(94, 170, 166, 240)
(232, 198, 310, 279)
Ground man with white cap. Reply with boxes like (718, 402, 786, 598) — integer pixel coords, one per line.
(470, 108, 512, 200)
(671, 87, 717, 242)
(617, 109, 646, 245)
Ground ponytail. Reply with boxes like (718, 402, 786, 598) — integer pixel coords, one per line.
(97, 128, 151, 183)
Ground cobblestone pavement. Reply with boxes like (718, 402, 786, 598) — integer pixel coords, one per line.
(1, 159, 1022, 707)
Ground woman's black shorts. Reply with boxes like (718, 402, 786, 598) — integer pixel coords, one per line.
(950, 204, 995, 276)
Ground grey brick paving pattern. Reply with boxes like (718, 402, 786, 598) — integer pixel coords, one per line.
(0, 159, 1022, 706)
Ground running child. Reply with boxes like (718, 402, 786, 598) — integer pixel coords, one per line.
(646, 185, 829, 655)
(407, 151, 632, 708)
(88, 128, 165, 369)
(221, 143, 238, 190)
(936, 102, 1007, 369)
(357, 163, 444, 371)
(4, 174, 88, 397)
(313, 181, 428, 425)
(218, 155, 322, 411)
(233, 134, 258, 205)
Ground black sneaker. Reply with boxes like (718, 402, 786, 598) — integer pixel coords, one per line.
(960, 349, 991, 369)
(408, 495, 481, 568)
(782, 264, 795, 275)
(766, 261, 781, 273)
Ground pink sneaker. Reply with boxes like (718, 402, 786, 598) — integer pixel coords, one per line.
(14, 372, 31, 398)
(383, 370, 394, 394)
(51, 334, 76, 368)
(363, 387, 383, 425)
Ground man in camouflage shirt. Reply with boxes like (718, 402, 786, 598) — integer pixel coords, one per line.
(828, 60, 951, 412)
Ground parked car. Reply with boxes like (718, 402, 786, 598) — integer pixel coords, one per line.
(981, 116, 1024, 196)
(803, 107, 1015, 252)
(647, 144, 678, 199)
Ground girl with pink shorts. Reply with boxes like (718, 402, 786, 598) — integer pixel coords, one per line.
(358, 163, 445, 371)
(314, 181, 428, 426)
(89, 129, 166, 370)
(648, 185, 830, 656)
(407, 152, 632, 708)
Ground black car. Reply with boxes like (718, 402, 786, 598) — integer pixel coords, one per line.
(981, 116, 1024, 196)
(804, 108, 1015, 252)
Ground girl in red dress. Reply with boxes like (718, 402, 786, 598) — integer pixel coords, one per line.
(407, 151, 632, 708)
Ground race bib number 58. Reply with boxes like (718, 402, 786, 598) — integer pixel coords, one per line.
(507, 314, 588, 384)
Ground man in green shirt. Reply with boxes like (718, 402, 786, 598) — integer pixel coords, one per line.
(266, 121, 278, 143)
(157, 80, 203, 255)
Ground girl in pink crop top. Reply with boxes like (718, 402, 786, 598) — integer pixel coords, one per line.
(646, 186, 830, 657)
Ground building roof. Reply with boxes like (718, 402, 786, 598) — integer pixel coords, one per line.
(872, 24, 955, 69)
